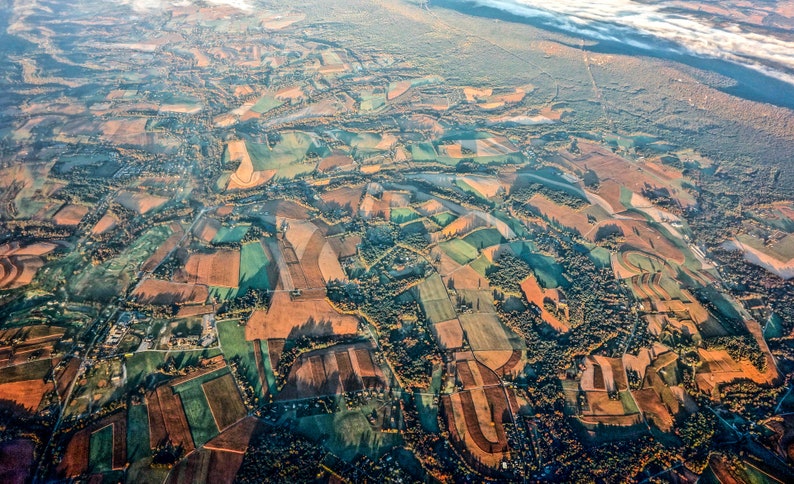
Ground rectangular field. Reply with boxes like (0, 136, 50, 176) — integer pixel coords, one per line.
(413, 274, 457, 324)
(439, 239, 479, 265)
(176, 384, 218, 448)
(126, 404, 150, 463)
(217, 320, 263, 396)
(89, 425, 114, 473)
(203, 373, 247, 431)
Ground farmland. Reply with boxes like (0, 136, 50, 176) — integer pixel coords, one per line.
(4, 0, 794, 481)
(413, 274, 456, 324)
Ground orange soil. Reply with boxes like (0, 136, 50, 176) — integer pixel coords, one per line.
(388, 81, 412, 100)
(0, 379, 53, 410)
(193, 216, 221, 243)
(527, 194, 594, 238)
(204, 416, 261, 454)
(433, 319, 465, 350)
(132, 279, 208, 305)
(320, 185, 363, 210)
(443, 264, 489, 290)
(175, 305, 214, 318)
(633, 388, 674, 432)
(58, 429, 89, 477)
(279, 343, 385, 400)
(318, 154, 356, 172)
(141, 231, 183, 273)
(91, 213, 118, 235)
(146, 385, 194, 452)
(115, 190, 169, 215)
(245, 292, 358, 340)
(53, 204, 89, 226)
(184, 250, 241, 288)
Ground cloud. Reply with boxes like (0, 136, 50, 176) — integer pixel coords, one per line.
(455, 0, 794, 86)
(117, 0, 253, 13)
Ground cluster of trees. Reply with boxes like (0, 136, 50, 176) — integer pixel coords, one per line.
(235, 424, 326, 482)
(486, 254, 533, 294)
(703, 335, 767, 372)
(512, 184, 588, 209)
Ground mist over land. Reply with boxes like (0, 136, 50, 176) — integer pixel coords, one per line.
(442, 0, 794, 93)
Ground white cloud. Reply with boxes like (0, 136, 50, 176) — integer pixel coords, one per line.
(117, 0, 253, 13)
(460, 0, 794, 86)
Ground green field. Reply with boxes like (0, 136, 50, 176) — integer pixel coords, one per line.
(455, 179, 485, 199)
(334, 131, 389, 152)
(89, 425, 114, 473)
(211, 241, 272, 300)
(259, 339, 278, 395)
(217, 320, 269, 396)
(470, 253, 495, 276)
(251, 95, 283, 114)
(240, 241, 272, 292)
(246, 132, 326, 179)
(411, 142, 437, 161)
(124, 352, 166, 388)
(506, 242, 566, 288)
(439, 239, 478, 265)
(359, 92, 386, 112)
(413, 274, 456, 323)
(175, 384, 218, 447)
(297, 409, 403, 462)
(625, 252, 666, 274)
(493, 210, 530, 238)
(588, 246, 612, 268)
(127, 404, 151, 463)
(415, 393, 440, 433)
(212, 224, 250, 244)
(462, 228, 505, 250)
(431, 212, 456, 227)
(390, 207, 421, 224)
(525, 252, 566, 289)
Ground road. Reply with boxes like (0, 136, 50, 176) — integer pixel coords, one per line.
(34, 305, 119, 484)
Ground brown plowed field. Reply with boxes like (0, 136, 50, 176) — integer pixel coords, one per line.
(204, 416, 261, 454)
(245, 292, 358, 340)
(142, 232, 183, 273)
(320, 186, 363, 212)
(495, 350, 524, 376)
(0, 255, 44, 290)
(115, 190, 169, 214)
(146, 386, 194, 452)
(56, 358, 81, 397)
(633, 388, 673, 432)
(91, 213, 118, 235)
(267, 339, 285, 373)
(279, 343, 384, 400)
(203, 373, 246, 431)
(433, 319, 464, 349)
(184, 250, 240, 288)
(133, 280, 208, 305)
(193, 217, 221, 243)
(0, 379, 53, 410)
(318, 155, 356, 172)
(53, 204, 89, 226)
(58, 429, 89, 477)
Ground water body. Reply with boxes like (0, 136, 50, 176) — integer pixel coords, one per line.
(435, 0, 794, 110)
